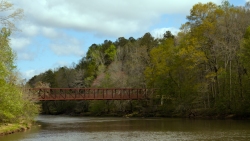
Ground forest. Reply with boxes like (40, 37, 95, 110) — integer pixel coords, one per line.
(28, 1, 250, 118)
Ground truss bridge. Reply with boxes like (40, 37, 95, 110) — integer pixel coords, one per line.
(28, 88, 157, 101)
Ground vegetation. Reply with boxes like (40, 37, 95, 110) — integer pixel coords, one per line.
(0, 123, 31, 136)
(28, 1, 250, 118)
(0, 0, 40, 134)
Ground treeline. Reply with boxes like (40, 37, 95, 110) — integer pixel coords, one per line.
(28, 1, 250, 118)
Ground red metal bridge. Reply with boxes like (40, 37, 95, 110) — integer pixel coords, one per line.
(28, 88, 157, 101)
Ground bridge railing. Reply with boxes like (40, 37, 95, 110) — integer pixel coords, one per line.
(27, 88, 158, 101)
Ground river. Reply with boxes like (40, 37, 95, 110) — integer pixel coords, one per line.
(1, 115, 250, 141)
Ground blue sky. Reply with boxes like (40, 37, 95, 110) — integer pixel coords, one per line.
(7, 0, 248, 80)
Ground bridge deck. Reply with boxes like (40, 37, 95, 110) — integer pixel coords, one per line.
(28, 88, 156, 101)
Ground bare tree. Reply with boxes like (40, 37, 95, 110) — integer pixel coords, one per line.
(0, 0, 23, 30)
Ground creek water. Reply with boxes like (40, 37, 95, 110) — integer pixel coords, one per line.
(1, 115, 250, 141)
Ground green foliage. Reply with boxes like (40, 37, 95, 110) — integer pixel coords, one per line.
(20, 89, 40, 122)
(0, 28, 39, 123)
(40, 101, 77, 115)
(163, 31, 175, 39)
(145, 1, 250, 117)
(240, 26, 250, 69)
(0, 28, 20, 122)
(89, 101, 107, 115)
(43, 70, 57, 87)
(105, 44, 116, 63)
(0, 85, 22, 122)
(0, 28, 15, 80)
(145, 38, 176, 88)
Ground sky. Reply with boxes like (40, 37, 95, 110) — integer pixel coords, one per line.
(6, 0, 248, 80)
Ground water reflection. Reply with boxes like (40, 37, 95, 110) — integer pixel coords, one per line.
(1, 115, 250, 141)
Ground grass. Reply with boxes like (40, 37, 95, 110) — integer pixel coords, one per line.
(0, 123, 30, 136)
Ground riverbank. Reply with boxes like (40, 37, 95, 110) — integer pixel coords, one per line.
(46, 110, 250, 120)
(0, 123, 31, 136)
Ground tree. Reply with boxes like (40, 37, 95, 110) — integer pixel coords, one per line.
(0, 1, 39, 123)
(163, 31, 175, 39)
(0, 28, 15, 81)
(0, 28, 20, 122)
(0, 28, 39, 123)
(169, 0, 250, 114)
(145, 38, 176, 88)
(42, 69, 57, 88)
(115, 37, 128, 47)
(104, 44, 116, 65)
(237, 25, 250, 115)
(0, 0, 23, 30)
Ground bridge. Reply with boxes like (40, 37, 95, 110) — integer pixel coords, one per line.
(28, 88, 157, 101)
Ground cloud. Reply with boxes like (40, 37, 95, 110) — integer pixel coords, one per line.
(53, 61, 70, 68)
(151, 27, 180, 38)
(19, 23, 39, 36)
(10, 37, 31, 51)
(18, 52, 35, 61)
(12, 0, 221, 37)
(21, 69, 44, 80)
(10, 0, 224, 80)
(42, 27, 61, 38)
(50, 38, 84, 56)
(22, 70, 36, 79)
(10, 37, 37, 60)
(18, 22, 61, 38)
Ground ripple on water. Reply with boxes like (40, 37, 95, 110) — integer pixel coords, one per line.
(19, 131, 250, 141)
(2, 116, 250, 141)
